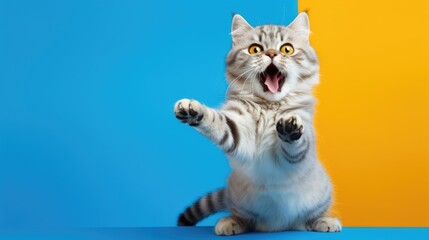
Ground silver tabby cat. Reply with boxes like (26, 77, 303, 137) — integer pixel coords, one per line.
(174, 13, 341, 235)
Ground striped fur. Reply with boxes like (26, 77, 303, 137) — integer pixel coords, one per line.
(177, 189, 226, 226)
(175, 13, 341, 235)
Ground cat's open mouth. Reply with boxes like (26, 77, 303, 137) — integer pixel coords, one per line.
(259, 64, 286, 93)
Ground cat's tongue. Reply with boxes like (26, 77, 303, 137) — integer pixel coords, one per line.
(264, 74, 281, 93)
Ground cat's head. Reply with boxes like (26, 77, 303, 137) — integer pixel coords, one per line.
(226, 13, 319, 102)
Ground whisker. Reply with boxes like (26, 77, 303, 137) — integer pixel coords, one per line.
(237, 69, 255, 101)
(225, 67, 254, 95)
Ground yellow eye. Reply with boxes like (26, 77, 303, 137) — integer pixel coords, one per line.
(248, 44, 263, 54)
(280, 43, 294, 55)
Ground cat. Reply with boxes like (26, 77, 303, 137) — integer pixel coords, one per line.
(174, 12, 341, 235)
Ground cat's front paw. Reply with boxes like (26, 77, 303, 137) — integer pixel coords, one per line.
(174, 99, 205, 126)
(276, 114, 304, 142)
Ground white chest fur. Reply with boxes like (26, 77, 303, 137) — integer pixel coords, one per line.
(228, 160, 329, 231)
(226, 105, 330, 231)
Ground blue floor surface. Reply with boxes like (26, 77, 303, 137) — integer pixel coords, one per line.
(1, 227, 428, 240)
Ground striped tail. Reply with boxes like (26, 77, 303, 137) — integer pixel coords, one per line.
(177, 188, 227, 226)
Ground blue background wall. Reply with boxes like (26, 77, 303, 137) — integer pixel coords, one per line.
(0, 0, 297, 227)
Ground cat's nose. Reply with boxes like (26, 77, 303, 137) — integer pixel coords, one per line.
(265, 49, 278, 59)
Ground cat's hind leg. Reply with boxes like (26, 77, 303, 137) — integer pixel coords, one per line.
(215, 215, 252, 236)
(308, 216, 342, 232)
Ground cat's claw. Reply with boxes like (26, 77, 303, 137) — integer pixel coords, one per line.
(276, 114, 304, 142)
(174, 99, 205, 126)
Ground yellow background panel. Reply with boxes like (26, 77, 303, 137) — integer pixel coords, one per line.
(299, 0, 429, 226)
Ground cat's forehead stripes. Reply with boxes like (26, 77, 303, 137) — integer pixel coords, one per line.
(255, 25, 289, 48)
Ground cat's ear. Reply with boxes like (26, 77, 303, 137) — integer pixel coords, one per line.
(288, 12, 310, 41)
(231, 14, 253, 45)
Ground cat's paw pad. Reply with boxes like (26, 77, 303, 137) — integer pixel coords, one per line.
(311, 217, 342, 233)
(276, 114, 304, 142)
(174, 99, 205, 126)
(215, 217, 246, 236)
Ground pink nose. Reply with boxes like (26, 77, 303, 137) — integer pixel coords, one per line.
(265, 49, 277, 59)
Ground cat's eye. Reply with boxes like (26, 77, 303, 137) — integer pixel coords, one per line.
(248, 44, 263, 54)
(280, 43, 294, 55)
